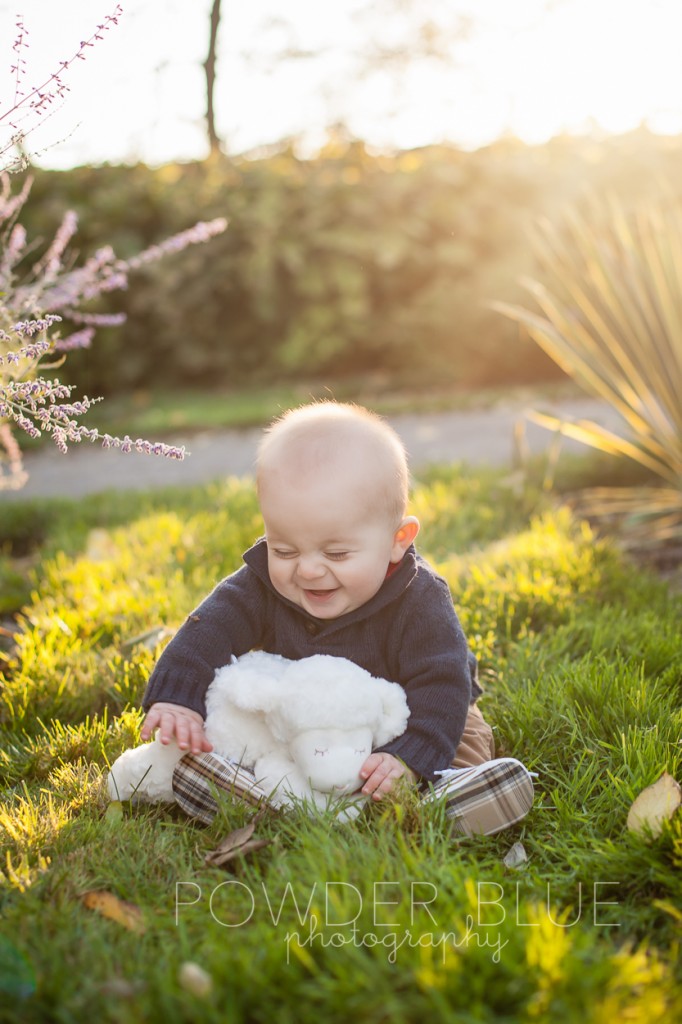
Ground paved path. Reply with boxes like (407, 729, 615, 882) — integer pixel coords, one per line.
(1, 396, 625, 502)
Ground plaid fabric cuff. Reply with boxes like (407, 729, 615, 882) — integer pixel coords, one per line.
(422, 758, 534, 836)
(172, 752, 271, 824)
(172, 752, 534, 837)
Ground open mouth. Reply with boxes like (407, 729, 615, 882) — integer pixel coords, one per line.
(305, 588, 338, 600)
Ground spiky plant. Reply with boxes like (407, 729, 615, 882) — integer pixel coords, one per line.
(494, 192, 682, 548)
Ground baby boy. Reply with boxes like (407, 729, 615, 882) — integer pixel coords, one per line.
(140, 401, 533, 828)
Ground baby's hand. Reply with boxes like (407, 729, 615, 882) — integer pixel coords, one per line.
(140, 702, 213, 755)
(359, 752, 417, 801)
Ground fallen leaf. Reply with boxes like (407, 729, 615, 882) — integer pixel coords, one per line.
(104, 801, 124, 824)
(205, 820, 272, 866)
(503, 841, 528, 869)
(213, 820, 256, 850)
(211, 837, 272, 866)
(179, 962, 213, 998)
(98, 978, 144, 999)
(626, 772, 681, 837)
(81, 890, 146, 933)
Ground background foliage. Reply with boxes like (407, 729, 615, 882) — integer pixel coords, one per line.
(18, 128, 682, 397)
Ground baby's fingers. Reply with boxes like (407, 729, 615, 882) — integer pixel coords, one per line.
(156, 711, 183, 746)
(188, 719, 213, 755)
(360, 757, 395, 800)
(140, 709, 161, 741)
(173, 715, 193, 751)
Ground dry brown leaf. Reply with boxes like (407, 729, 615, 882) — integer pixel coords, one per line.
(210, 837, 272, 866)
(211, 820, 256, 852)
(81, 890, 146, 933)
(626, 772, 682, 837)
(205, 820, 271, 866)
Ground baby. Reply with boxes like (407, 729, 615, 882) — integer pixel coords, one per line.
(140, 401, 534, 833)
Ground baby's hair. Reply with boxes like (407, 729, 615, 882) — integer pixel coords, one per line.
(256, 401, 410, 525)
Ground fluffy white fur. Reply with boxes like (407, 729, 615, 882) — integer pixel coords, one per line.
(107, 651, 410, 815)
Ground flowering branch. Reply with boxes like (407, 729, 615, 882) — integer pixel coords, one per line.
(0, 10, 229, 490)
(0, 177, 227, 489)
(1, 5, 124, 172)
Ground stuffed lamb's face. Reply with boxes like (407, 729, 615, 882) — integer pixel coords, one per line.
(288, 726, 373, 794)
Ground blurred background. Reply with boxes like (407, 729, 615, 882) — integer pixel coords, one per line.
(2, 0, 682, 410)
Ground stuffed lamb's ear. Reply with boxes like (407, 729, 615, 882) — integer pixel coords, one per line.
(210, 651, 288, 714)
(371, 678, 410, 747)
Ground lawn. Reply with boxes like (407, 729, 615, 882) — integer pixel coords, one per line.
(0, 464, 680, 1023)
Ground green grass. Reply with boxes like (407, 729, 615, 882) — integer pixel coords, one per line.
(0, 466, 680, 1023)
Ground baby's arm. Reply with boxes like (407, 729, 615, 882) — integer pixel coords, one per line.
(140, 702, 213, 755)
(373, 574, 474, 783)
(141, 564, 267, 739)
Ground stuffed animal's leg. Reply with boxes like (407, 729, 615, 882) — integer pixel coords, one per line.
(107, 739, 184, 803)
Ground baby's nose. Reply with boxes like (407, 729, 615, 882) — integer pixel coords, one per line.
(296, 557, 326, 580)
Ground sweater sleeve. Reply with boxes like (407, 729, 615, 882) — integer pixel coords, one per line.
(374, 575, 473, 782)
(141, 565, 268, 718)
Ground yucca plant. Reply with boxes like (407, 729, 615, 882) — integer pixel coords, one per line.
(493, 192, 682, 549)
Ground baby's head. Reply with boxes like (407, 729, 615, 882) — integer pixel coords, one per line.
(256, 402, 419, 620)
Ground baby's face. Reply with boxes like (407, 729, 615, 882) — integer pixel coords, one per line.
(260, 463, 403, 620)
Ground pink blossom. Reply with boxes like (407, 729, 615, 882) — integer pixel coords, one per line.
(0, 223, 27, 278)
(11, 314, 62, 337)
(0, 174, 32, 225)
(0, 338, 52, 365)
(62, 310, 127, 328)
(53, 327, 95, 352)
(126, 218, 228, 269)
(33, 209, 78, 281)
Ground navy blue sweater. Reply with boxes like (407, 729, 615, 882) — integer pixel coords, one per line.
(142, 539, 480, 781)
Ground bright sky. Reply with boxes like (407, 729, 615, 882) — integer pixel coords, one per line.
(1, 0, 681, 168)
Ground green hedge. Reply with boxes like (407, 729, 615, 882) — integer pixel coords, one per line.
(19, 130, 682, 395)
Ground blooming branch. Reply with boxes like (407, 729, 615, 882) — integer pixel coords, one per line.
(0, 13, 229, 490)
(0, 181, 229, 487)
(1, 5, 124, 172)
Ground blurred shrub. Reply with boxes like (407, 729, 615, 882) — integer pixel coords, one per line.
(19, 129, 682, 395)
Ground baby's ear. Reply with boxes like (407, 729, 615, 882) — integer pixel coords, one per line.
(372, 679, 410, 746)
(390, 516, 419, 562)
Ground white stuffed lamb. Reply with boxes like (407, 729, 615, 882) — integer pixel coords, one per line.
(107, 651, 410, 815)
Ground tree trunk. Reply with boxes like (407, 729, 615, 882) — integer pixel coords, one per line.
(204, 0, 222, 155)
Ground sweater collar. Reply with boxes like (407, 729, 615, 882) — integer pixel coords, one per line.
(242, 536, 419, 632)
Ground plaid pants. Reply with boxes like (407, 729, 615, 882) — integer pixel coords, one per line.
(172, 752, 534, 836)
